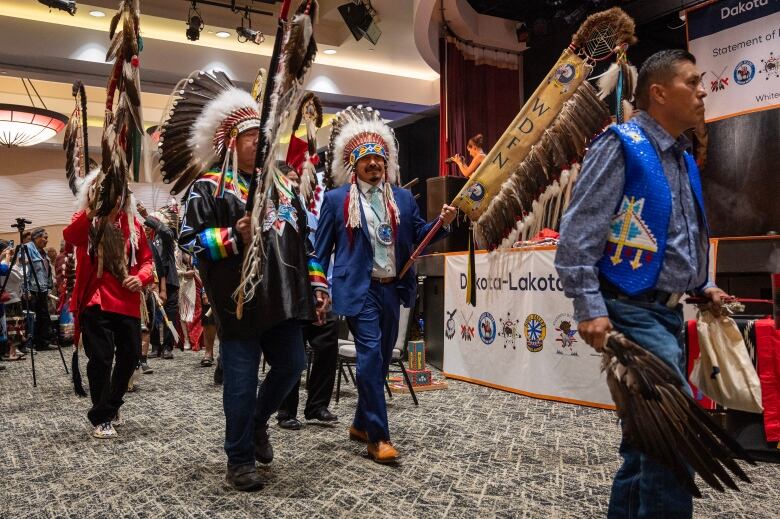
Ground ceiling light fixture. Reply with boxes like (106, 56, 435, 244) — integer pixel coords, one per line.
(323, 49, 337, 55)
(236, 8, 264, 45)
(215, 30, 231, 38)
(89, 10, 106, 17)
(0, 78, 67, 147)
(186, 2, 204, 42)
(37, 0, 77, 16)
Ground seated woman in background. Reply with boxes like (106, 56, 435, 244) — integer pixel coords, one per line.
(453, 133, 486, 178)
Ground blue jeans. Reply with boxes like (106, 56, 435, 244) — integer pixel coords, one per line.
(220, 319, 306, 467)
(604, 297, 693, 519)
(346, 281, 400, 443)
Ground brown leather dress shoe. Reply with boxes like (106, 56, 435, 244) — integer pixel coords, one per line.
(348, 426, 368, 443)
(367, 441, 399, 464)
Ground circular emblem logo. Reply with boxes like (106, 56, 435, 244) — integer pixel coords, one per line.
(524, 313, 547, 352)
(552, 63, 577, 84)
(478, 312, 496, 345)
(733, 60, 755, 85)
(466, 182, 486, 203)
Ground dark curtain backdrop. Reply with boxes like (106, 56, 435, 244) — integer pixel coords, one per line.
(440, 38, 521, 176)
(702, 109, 780, 237)
(395, 111, 440, 218)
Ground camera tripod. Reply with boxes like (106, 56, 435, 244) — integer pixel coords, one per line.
(0, 218, 68, 386)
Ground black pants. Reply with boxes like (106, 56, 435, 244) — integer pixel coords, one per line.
(31, 291, 51, 348)
(162, 284, 180, 350)
(81, 306, 141, 426)
(278, 316, 338, 419)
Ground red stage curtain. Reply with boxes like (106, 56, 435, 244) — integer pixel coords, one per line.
(439, 36, 521, 176)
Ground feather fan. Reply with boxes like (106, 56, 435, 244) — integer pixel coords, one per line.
(603, 332, 754, 497)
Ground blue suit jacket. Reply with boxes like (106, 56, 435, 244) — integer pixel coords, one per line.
(315, 184, 448, 317)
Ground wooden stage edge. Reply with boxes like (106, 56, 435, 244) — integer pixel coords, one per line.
(442, 372, 617, 411)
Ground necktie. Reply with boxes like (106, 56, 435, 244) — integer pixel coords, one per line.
(369, 186, 389, 269)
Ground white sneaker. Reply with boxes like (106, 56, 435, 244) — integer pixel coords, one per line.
(184, 341, 191, 351)
(93, 422, 117, 439)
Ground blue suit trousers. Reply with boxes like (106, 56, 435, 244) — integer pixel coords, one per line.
(347, 280, 400, 443)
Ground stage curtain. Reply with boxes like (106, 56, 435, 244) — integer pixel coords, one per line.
(439, 35, 521, 176)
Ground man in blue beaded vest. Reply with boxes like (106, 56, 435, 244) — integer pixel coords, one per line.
(556, 50, 732, 518)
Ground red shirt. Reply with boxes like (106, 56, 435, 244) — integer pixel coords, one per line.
(63, 211, 154, 330)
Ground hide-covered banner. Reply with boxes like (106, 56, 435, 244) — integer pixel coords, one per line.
(687, 0, 780, 122)
(443, 247, 615, 409)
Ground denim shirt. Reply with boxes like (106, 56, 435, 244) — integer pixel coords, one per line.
(22, 242, 51, 293)
(555, 111, 713, 322)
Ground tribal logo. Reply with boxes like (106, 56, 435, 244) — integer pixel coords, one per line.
(460, 310, 475, 341)
(498, 312, 520, 350)
(759, 52, 779, 80)
(524, 313, 546, 352)
(445, 309, 457, 340)
(554, 313, 578, 356)
(709, 66, 729, 92)
(734, 60, 755, 85)
(478, 312, 496, 345)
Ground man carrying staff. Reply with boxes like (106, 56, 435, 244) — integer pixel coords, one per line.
(161, 70, 324, 491)
(63, 201, 154, 439)
(315, 106, 456, 463)
(555, 49, 732, 518)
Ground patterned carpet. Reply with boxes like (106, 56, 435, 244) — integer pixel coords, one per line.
(1, 346, 778, 518)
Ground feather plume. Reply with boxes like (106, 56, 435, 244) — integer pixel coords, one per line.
(88, 0, 144, 268)
(63, 81, 90, 196)
(603, 332, 754, 498)
(238, 0, 320, 304)
(597, 62, 620, 100)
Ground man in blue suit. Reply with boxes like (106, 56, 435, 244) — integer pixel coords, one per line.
(314, 106, 456, 463)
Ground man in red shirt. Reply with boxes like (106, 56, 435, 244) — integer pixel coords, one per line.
(63, 207, 154, 439)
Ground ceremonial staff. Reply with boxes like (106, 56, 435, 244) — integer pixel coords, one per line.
(236, 0, 294, 318)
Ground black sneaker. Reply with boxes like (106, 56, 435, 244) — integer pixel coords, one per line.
(278, 417, 302, 430)
(254, 425, 273, 464)
(224, 464, 263, 492)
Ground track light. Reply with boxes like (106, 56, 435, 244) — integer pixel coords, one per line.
(186, 2, 204, 42)
(237, 26, 265, 45)
(236, 10, 264, 45)
(38, 0, 76, 15)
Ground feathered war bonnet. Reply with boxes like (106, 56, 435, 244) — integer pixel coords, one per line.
(325, 105, 400, 236)
(157, 70, 262, 196)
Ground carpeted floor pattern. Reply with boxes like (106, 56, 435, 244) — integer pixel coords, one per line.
(1, 346, 779, 518)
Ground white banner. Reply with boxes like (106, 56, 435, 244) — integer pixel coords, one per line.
(443, 248, 614, 409)
(687, 0, 780, 122)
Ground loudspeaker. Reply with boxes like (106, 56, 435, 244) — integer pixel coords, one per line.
(426, 176, 469, 254)
(337, 2, 379, 44)
(422, 276, 444, 370)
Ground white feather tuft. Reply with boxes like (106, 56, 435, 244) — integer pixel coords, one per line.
(190, 88, 260, 170)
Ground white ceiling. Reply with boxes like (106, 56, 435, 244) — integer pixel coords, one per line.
(0, 0, 440, 138)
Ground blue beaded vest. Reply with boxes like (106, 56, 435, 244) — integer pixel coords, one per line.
(596, 121, 707, 296)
